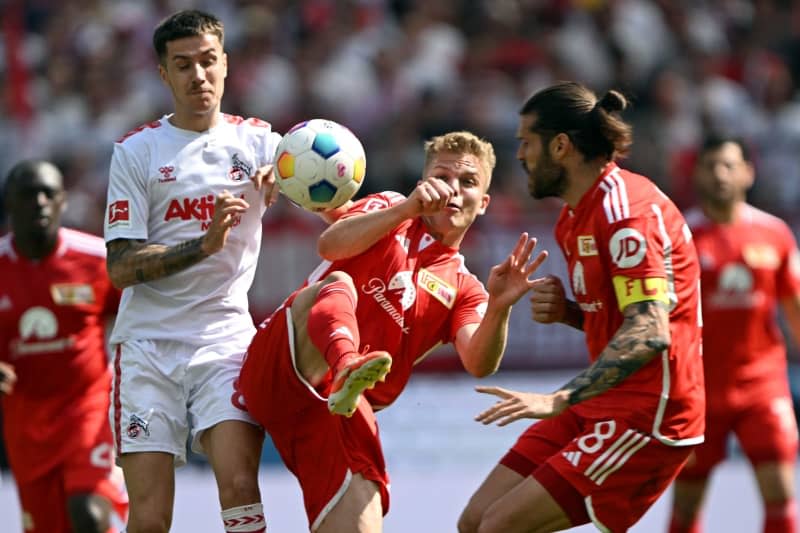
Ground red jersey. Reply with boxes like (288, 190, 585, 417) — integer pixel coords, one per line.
(686, 204, 800, 411)
(554, 163, 704, 444)
(297, 192, 489, 409)
(0, 228, 121, 482)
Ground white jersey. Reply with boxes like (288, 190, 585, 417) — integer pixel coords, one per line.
(104, 113, 281, 344)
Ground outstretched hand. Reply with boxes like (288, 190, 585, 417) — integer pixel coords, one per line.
(0, 361, 16, 395)
(474, 385, 567, 426)
(486, 233, 548, 308)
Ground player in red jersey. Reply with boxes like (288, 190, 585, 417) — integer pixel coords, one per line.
(238, 131, 548, 532)
(668, 136, 800, 533)
(459, 82, 705, 533)
(0, 160, 128, 532)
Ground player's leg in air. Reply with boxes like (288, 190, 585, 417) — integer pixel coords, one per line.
(291, 271, 392, 417)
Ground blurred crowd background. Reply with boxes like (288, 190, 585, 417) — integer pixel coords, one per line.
(5, 0, 800, 225)
(2, 0, 800, 363)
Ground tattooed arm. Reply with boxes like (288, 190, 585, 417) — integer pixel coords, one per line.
(474, 299, 671, 425)
(560, 299, 670, 405)
(106, 191, 249, 289)
(106, 238, 209, 288)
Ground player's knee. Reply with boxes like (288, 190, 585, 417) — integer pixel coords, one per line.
(218, 470, 261, 507)
(67, 493, 111, 533)
(322, 271, 355, 292)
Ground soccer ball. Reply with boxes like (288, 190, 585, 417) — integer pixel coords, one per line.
(275, 119, 366, 211)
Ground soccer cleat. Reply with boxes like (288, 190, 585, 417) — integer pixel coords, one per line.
(328, 351, 392, 417)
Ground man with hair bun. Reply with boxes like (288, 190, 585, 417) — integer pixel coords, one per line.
(460, 81, 705, 532)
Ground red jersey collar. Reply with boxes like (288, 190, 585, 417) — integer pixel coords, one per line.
(571, 161, 619, 214)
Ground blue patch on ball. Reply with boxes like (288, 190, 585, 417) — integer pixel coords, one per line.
(309, 180, 338, 203)
(311, 133, 340, 158)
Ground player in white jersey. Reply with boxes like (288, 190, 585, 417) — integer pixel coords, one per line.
(103, 10, 279, 533)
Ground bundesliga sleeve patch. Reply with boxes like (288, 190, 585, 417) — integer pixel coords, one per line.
(612, 276, 669, 310)
(107, 199, 131, 228)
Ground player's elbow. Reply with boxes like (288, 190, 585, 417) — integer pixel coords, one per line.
(465, 360, 500, 379)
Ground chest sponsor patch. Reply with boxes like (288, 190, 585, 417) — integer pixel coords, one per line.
(612, 275, 669, 311)
(419, 268, 456, 309)
(609, 227, 647, 268)
(577, 235, 598, 256)
(742, 243, 780, 270)
(51, 283, 95, 305)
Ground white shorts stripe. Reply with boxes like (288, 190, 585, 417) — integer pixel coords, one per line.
(588, 432, 645, 484)
(595, 434, 651, 485)
(584, 429, 635, 477)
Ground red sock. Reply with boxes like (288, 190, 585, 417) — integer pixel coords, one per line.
(307, 280, 360, 370)
(668, 513, 701, 533)
(764, 499, 797, 533)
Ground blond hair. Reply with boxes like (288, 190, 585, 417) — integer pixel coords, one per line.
(424, 131, 496, 188)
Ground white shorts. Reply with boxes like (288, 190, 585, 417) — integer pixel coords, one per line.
(110, 336, 257, 467)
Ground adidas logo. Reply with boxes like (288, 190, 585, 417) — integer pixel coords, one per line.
(562, 450, 582, 467)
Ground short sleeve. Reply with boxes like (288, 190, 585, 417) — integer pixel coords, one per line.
(104, 142, 149, 242)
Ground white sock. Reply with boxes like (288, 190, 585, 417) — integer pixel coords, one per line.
(221, 503, 266, 532)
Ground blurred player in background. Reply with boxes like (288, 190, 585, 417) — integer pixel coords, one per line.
(460, 82, 705, 533)
(103, 10, 281, 533)
(668, 136, 799, 533)
(0, 160, 127, 532)
(238, 131, 548, 532)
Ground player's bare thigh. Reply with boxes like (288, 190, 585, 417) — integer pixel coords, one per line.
(291, 272, 357, 386)
(473, 474, 571, 533)
(119, 451, 176, 532)
(459, 463, 526, 532)
(314, 473, 382, 533)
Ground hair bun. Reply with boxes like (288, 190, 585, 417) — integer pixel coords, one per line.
(597, 90, 627, 113)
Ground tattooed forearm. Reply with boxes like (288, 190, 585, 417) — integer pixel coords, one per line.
(561, 300, 670, 405)
(562, 300, 585, 331)
(106, 237, 209, 288)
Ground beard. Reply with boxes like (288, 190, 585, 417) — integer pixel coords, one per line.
(525, 154, 567, 199)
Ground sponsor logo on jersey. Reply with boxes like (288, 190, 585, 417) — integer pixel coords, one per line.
(11, 306, 74, 357)
(108, 200, 130, 228)
(577, 235, 598, 256)
(612, 275, 669, 310)
(158, 165, 176, 183)
(419, 269, 456, 309)
(571, 261, 587, 296)
(742, 243, 780, 270)
(361, 271, 415, 334)
(229, 153, 252, 181)
(51, 283, 95, 305)
(164, 194, 243, 231)
(609, 228, 647, 268)
(709, 262, 763, 308)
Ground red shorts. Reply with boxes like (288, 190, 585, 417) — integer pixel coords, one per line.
(502, 408, 693, 533)
(14, 423, 128, 533)
(679, 395, 799, 479)
(239, 306, 390, 530)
